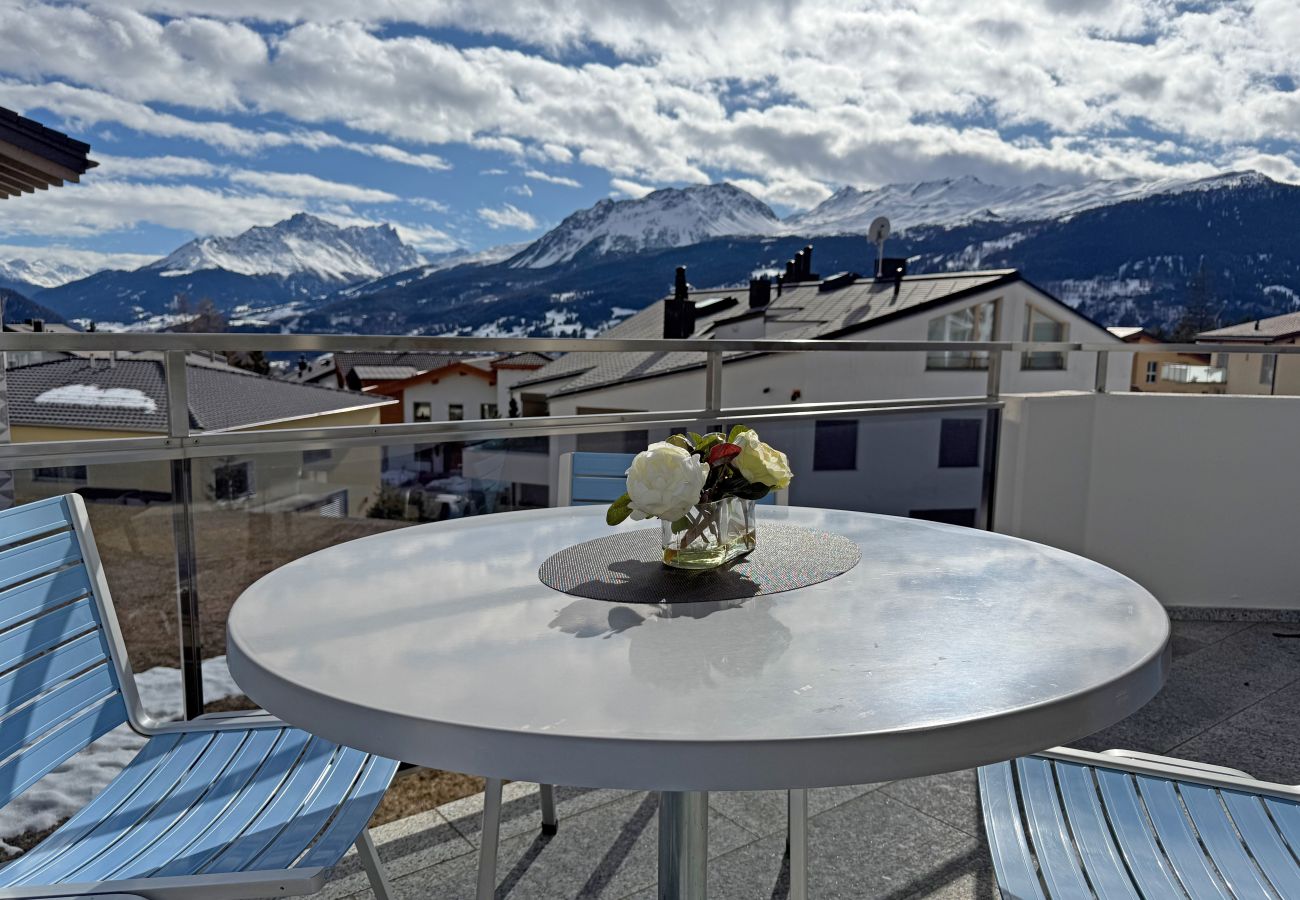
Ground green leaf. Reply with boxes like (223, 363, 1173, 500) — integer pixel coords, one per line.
(606, 493, 633, 526)
(687, 432, 703, 445)
(695, 433, 723, 454)
(733, 482, 771, 500)
(665, 433, 694, 452)
(671, 516, 691, 533)
(728, 423, 753, 442)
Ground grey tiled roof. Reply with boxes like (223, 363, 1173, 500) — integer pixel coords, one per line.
(350, 365, 421, 381)
(518, 270, 1020, 398)
(1199, 312, 1300, 341)
(332, 352, 472, 382)
(8, 357, 392, 433)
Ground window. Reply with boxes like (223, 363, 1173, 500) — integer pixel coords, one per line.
(576, 429, 649, 453)
(212, 461, 254, 502)
(448, 403, 464, 421)
(813, 419, 858, 471)
(926, 301, 996, 370)
(412, 401, 432, 422)
(910, 508, 977, 528)
(302, 448, 332, 466)
(1022, 307, 1066, 370)
(1145, 361, 1158, 383)
(1261, 354, 1277, 388)
(1215, 353, 1229, 369)
(34, 465, 87, 483)
(938, 419, 981, 468)
(480, 403, 499, 419)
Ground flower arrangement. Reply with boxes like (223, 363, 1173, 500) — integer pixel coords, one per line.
(606, 425, 793, 569)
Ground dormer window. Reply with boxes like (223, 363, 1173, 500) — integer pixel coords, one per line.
(926, 300, 997, 370)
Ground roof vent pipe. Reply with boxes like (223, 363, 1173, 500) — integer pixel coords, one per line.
(674, 265, 689, 302)
(748, 277, 771, 309)
(31, 319, 43, 333)
(664, 265, 696, 339)
(1255, 320, 1261, 330)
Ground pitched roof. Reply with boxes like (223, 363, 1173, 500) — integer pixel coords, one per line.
(0, 107, 98, 198)
(8, 357, 392, 433)
(332, 351, 475, 384)
(1198, 312, 1300, 342)
(349, 365, 421, 381)
(517, 270, 1024, 398)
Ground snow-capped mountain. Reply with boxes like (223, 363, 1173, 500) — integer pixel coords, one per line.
(148, 213, 423, 281)
(784, 172, 1269, 235)
(510, 183, 781, 268)
(38, 214, 428, 325)
(0, 257, 102, 293)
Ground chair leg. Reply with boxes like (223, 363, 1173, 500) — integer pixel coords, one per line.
(539, 783, 558, 835)
(788, 789, 808, 900)
(355, 830, 394, 900)
(476, 777, 504, 900)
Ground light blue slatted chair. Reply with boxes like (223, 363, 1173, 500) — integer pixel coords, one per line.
(979, 745, 1300, 898)
(476, 451, 798, 900)
(0, 494, 399, 900)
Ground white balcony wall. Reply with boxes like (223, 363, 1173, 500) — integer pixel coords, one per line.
(996, 391, 1300, 610)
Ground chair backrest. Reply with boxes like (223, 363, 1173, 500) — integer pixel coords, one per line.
(0, 494, 131, 809)
(558, 451, 784, 506)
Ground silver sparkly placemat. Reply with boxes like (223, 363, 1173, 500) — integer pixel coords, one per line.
(538, 523, 860, 604)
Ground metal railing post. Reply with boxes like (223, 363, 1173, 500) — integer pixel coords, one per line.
(704, 351, 723, 415)
(165, 350, 204, 719)
(1095, 349, 1110, 394)
(979, 407, 1002, 532)
(985, 350, 1003, 400)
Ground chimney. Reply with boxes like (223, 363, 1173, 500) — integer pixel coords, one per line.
(776, 273, 784, 297)
(1255, 320, 1261, 331)
(748, 277, 771, 309)
(297, 354, 308, 373)
(784, 259, 796, 282)
(802, 245, 814, 280)
(794, 250, 806, 282)
(31, 319, 43, 333)
(663, 265, 696, 339)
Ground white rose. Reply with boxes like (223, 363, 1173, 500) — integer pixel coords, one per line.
(734, 430, 793, 490)
(625, 441, 709, 522)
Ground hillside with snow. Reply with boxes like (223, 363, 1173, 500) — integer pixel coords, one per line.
(510, 183, 781, 268)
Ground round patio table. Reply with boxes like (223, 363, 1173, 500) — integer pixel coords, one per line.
(227, 506, 1170, 899)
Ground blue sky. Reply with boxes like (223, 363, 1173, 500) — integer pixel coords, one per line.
(1, 1, 1299, 271)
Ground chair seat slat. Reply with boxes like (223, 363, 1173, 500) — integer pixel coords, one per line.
(1137, 777, 1231, 898)
(78, 731, 250, 883)
(0, 497, 74, 547)
(252, 746, 370, 870)
(0, 565, 93, 632)
(1095, 769, 1187, 897)
(0, 664, 117, 763)
(0, 596, 99, 674)
(1181, 784, 1279, 898)
(0, 695, 126, 812)
(13, 732, 219, 885)
(301, 754, 401, 868)
(198, 735, 334, 875)
(572, 453, 634, 478)
(1054, 762, 1141, 900)
(571, 476, 628, 503)
(150, 728, 309, 879)
(1219, 792, 1300, 897)
(0, 531, 81, 593)
(0, 733, 184, 884)
(977, 763, 1046, 900)
(0, 632, 107, 717)
(1016, 758, 1093, 897)
(125, 730, 279, 878)
(1263, 796, 1300, 860)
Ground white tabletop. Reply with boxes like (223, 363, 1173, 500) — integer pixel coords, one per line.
(227, 506, 1170, 791)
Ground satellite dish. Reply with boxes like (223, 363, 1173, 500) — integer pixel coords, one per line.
(868, 216, 891, 276)
(868, 216, 891, 244)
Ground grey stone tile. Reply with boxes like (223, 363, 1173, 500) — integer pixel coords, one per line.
(700, 791, 982, 900)
(432, 790, 755, 899)
(440, 780, 634, 848)
(1173, 720, 1300, 784)
(707, 782, 887, 838)
(319, 809, 475, 899)
(880, 769, 981, 838)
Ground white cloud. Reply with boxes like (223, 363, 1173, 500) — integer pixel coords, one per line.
(93, 154, 222, 179)
(610, 178, 654, 198)
(228, 170, 400, 203)
(506, 184, 533, 197)
(477, 203, 538, 230)
(524, 169, 581, 188)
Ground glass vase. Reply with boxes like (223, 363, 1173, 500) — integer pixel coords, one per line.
(661, 497, 757, 570)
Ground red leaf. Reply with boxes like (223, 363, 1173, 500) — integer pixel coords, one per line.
(707, 443, 742, 466)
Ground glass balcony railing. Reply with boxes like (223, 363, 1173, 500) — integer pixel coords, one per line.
(1161, 363, 1227, 384)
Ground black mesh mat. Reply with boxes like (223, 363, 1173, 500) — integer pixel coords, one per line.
(537, 524, 860, 604)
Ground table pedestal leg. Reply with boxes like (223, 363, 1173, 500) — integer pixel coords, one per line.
(658, 790, 708, 900)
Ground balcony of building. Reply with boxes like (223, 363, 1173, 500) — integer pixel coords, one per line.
(0, 330, 1297, 899)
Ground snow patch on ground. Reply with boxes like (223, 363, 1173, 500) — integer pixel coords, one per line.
(0, 656, 242, 850)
